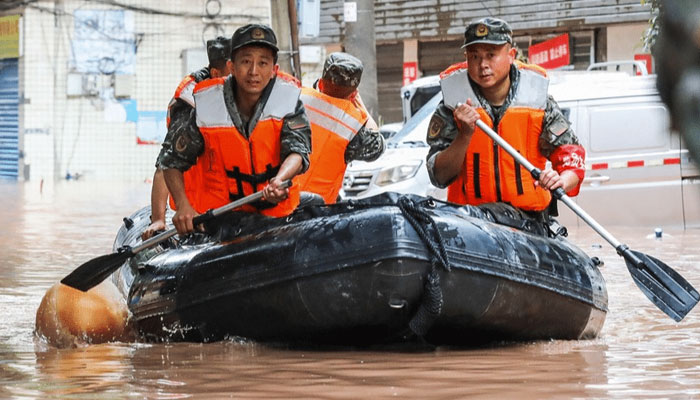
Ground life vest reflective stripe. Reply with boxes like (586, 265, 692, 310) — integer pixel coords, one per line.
(166, 75, 196, 127)
(440, 60, 548, 110)
(440, 64, 552, 211)
(296, 88, 368, 204)
(440, 62, 480, 109)
(174, 75, 196, 107)
(167, 74, 200, 211)
(192, 76, 302, 217)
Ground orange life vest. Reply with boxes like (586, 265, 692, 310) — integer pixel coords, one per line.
(296, 87, 368, 204)
(167, 74, 202, 211)
(166, 75, 196, 126)
(191, 75, 302, 217)
(439, 62, 552, 211)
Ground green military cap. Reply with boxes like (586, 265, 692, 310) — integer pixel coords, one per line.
(206, 36, 231, 63)
(231, 23, 278, 53)
(322, 52, 363, 88)
(462, 17, 513, 48)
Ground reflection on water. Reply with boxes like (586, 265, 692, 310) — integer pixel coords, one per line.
(1, 180, 700, 399)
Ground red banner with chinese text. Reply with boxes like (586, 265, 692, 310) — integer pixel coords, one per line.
(529, 33, 570, 70)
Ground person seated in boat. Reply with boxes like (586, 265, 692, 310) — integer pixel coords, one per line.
(142, 36, 234, 240)
(296, 52, 386, 206)
(157, 23, 312, 235)
(425, 17, 586, 226)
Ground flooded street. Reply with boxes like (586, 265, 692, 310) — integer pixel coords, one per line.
(1, 180, 700, 399)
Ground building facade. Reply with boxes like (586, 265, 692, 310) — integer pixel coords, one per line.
(0, 0, 268, 182)
(0, 0, 656, 182)
(300, 0, 655, 123)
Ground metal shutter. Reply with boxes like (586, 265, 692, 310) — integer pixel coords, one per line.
(418, 39, 463, 77)
(0, 58, 18, 180)
(377, 42, 403, 124)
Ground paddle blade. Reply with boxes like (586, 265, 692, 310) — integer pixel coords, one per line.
(624, 250, 700, 322)
(60, 251, 132, 292)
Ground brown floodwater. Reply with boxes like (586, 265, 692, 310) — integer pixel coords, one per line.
(1, 180, 700, 399)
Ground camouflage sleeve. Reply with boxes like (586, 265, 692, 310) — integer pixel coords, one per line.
(538, 95, 580, 158)
(425, 101, 460, 188)
(190, 66, 211, 82)
(280, 99, 312, 173)
(156, 100, 204, 171)
(344, 125, 386, 163)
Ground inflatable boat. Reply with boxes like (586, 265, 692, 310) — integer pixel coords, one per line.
(111, 193, 608, 345)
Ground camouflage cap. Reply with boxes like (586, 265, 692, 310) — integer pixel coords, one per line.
(231, 24, 278, 53)
(206, 36, 231, 63)
(462, 17, 513, 48)
(321, 52, 364, 88)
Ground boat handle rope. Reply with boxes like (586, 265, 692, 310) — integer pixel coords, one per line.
(397, 196, 453, 339)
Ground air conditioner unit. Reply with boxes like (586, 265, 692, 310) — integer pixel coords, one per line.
(66, 73, 99, 97)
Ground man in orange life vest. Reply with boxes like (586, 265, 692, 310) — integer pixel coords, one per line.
(426, 17, 586, 223)
(296, 52, 386, 205)
(142, 36, 233, 240)
(157, 24, 312, 235)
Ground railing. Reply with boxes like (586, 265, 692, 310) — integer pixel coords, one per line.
(586, 60, 649, 76)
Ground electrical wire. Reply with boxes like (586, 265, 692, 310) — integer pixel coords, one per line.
(84, 0, 261, 20)
(0, 0, 38, 12)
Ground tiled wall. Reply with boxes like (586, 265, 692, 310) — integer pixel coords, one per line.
(22, 0, 269, 182)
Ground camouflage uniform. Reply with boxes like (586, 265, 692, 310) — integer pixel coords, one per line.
(156, 36, 230, 172)
(315, 52, 385, 164)
(426, 62, 580, 188)
(157, 74, 312, 173)
(343, 125, 385, 163)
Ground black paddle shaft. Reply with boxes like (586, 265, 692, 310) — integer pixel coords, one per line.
(61, 180, 292, 292)
(475, 119, 699, 321)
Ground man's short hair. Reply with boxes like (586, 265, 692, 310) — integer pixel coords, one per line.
(206, 36, 231, 71)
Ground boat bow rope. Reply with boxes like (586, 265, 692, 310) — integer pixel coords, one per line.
(397, 196, 453, 338)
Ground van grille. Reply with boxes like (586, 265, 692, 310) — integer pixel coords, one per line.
(342, 170, 376, 197)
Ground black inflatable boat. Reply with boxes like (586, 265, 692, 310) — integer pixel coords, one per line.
(111, 193, 607, 345)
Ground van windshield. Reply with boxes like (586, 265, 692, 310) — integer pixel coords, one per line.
(389, 93, 443, 146)
(410, 85, 442, 117)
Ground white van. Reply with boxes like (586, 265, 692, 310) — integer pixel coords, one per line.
(343, 70, 700, 229)
(400, 75, 440, 123)
(548, 72, 700, 229)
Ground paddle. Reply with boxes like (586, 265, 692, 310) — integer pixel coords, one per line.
(475, 119, 699, 321)
(61, 180, 292, 292)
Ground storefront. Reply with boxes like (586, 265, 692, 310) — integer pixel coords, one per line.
(0, 15, 19, 180)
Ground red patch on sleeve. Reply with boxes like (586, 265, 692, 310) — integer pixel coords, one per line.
(551, 144, 586, 196)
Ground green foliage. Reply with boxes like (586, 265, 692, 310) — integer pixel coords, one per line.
(642, 0, 662, 51)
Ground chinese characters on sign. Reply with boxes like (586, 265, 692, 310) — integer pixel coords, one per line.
(528, 33, 570, 70)
(403, 62, 417, 86)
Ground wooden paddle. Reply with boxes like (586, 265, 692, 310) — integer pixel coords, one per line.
(61, 180, 292, 292)
(475, 119, 699, 321)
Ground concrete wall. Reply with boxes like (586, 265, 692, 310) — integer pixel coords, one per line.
(606, 22, 650, 72)
(21, 0, 268, 182)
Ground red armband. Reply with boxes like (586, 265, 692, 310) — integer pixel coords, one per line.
(550, 144, 586, 197)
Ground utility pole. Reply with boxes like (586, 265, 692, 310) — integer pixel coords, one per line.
(287, 0, 302, 79)
(343, 0, 378, 121)
(269, 0, 301, 78)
